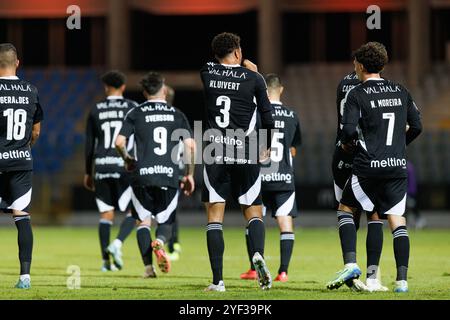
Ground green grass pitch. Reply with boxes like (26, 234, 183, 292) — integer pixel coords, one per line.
(0, 226, 448, 300)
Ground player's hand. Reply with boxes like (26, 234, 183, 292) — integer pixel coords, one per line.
(341, 142, 356, 154)
(180, 174, 195, 196)
(259, 148, 271, 164)
(83, 174, 95, 192)
(124, 156, 137, 172)
(243, 59, 258, 72)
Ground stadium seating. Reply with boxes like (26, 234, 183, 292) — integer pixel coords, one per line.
(18, 69, 102, 174)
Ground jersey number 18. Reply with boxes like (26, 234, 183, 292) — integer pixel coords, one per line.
(3, 108, 27, 141)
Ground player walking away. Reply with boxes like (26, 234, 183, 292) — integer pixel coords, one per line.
(201, 32, 275, 292)
(84, 71, 138, 272)
(333, 71, 388, 292)
(240, 74, 301, 283)
(164, 85, 183, 261)
(0, 43, 43, 289)
(115, 72, 195, 278)
(406, 161, 425, 229)
(326, 42, 422, 293)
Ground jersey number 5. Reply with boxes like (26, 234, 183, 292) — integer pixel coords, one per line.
(215, 96, 231, 128)
(382, 112, 395, 146)
(270, 132, 284, 162)
(3, 108, 27, 141)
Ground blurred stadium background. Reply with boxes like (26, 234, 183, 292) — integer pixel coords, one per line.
(0, 0, 449, 226)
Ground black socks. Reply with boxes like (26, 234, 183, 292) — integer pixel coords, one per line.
(99, 219, 112, 261)
(366, 220, 383, 279)
(279, 232, 295, 274)
(14, 215, 33, 275)
(393, 226, 410, 281)
(337, 210, 357, 264)
(206, 223, 224, 285)
(137, 226, 153, 266)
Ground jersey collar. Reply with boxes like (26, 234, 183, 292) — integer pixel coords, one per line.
(106, 95, 124, 100)
(221, 63, 241, 68)
(270, 100, 283, 105)
(0, 76, 19, 80)
(364, 77, 383, 82)
(147, 99, 167, 103)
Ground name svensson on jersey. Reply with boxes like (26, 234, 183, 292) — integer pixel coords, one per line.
(85, 96, 138, 177)
(0, 77, 43, 172)
(119, 100, 192, 189)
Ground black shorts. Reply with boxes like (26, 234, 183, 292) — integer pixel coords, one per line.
(94, 176, 131, 213)
(262, 190, 298, 218)
(131, 185, 178, 223)
(201, 163, 262, 205)
(0, 170, 32, 214)
(332, 146, 354, 203)
(340, 174, 407, 216)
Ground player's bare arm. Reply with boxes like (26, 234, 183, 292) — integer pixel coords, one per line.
(115, 134, 136, 172)
(30, 122, 41, 147)
(180, 138, 196, 196)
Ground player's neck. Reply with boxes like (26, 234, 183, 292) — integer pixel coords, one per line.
(362, 73, 381, 82)
(219, 57, 240, 66)
(0, 68, 17, 78)
(147, 95, 166, 102)
(269, 96, 282, 104)
(106, 89, 123, 98)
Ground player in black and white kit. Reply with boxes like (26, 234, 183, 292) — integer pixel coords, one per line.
(0, 43, 43, 289)
(115, 72, 196, 278)
(240, 74, 301, 283)
(201, 33, 275, 291)
(333, 71, 388, 292)
(327, 42, 422, 293)
(84, 71, 138, 272)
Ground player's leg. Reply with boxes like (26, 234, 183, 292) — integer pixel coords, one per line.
(204, 202, 226, 291)
(4, 171, 34, 289)
(94, 178, 117, 271)
(273, 190, 297, 282)
(275, 216, 294, 282)
(202, 164, 229, 291)
(381, 178, 409, 292)
(365, 211, 388, 291)
(239, 225, 257, 279)
(152, 187, 179, 274)
(130, 186, 156, 278)
(167, 216, 181, 261)
(108, 183, 135, 270)
(232, 163, 271, 290)
(98, 210, 115, 271)
(327, 175, 375, 290)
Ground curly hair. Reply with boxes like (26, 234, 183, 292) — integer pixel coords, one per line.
(353, 42, 388, 73)
(140, 71, 164, 96)
(101, 70, 126, 89)
(211, 32, 241, 59)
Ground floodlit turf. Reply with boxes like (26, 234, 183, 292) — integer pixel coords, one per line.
(0, 226, 448, 300)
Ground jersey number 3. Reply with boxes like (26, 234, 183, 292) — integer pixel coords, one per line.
(3, 108, 27, 141)
(215, 96, 231, 128)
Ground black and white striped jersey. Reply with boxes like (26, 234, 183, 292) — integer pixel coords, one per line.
(335, 71, 360, 145)
(261, 102, 301, 192)
(200, 62, 274, 163)
(341, 78, 422, 178)
(85, 96, 138, 177)
(0, 76, 43, 172)
(119, 100, 192, 189)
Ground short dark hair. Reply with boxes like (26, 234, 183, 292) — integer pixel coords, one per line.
(265, 73, 282, 89)
(211, 32, 241, 59)
(101, 70, 126, 88)
(353, 42, 388, 73)
(140, 72, 164, 96)
(0, 43, 18, 68)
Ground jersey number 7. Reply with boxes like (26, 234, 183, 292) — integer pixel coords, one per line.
(382, 112, 395, 146)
